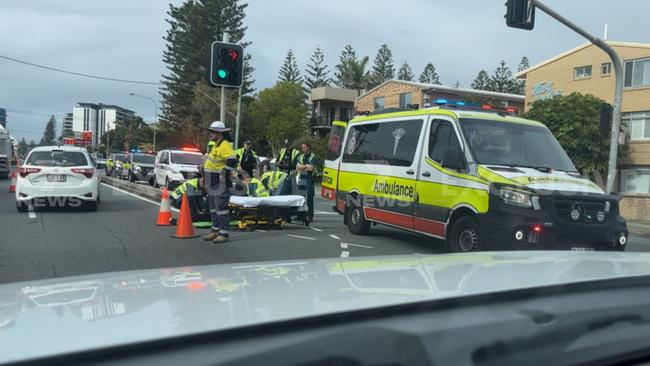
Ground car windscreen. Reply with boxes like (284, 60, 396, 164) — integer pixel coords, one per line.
(113, 154, 127, 161)
(132, 155, 156, 164)
(460, 118, 577, 172)
(26, 151, 88, 167)
(171, 152, 205, 165)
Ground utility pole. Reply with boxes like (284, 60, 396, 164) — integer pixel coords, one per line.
(506, 0, 624, 193)
(235, 87, 242, 149)
(531, 0, 623, 193)
(220, 32, 229, 123)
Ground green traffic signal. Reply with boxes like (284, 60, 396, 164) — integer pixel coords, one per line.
(218, 69, 228, 79)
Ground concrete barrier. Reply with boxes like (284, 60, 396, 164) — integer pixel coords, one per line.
(100, 174, 162, 202)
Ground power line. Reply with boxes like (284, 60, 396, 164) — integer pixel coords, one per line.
(5, 108, 66, 117)
(0, 54, 161, 85)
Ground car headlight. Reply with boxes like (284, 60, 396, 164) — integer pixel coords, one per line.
(171, 167, 180, 174)
(133, 165, 142, 173)
(499, 187, 533, 208)
(116, 163, 123, 168)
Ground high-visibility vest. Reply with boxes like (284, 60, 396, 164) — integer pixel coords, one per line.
(171, 178, 200, 200)
(247, 178, 269, 197)
(297, 152, 317, 178)
(235, 147, 258, 165)
(261, 170, 288, 193)
(278, 148, 299, 166)
(204, 140, 235, 173)
(207, 141, 216, 154)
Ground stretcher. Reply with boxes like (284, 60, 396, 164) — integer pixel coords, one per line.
(229, 195, 309, 231)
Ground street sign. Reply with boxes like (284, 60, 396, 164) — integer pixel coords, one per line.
(73, 131, 93, 146)
(210, 41, 244, 88)
(505, 0, 535, 30)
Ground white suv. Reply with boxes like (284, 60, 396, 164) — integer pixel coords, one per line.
(16, 146, 100, 212)
(154, 148, 205, 189)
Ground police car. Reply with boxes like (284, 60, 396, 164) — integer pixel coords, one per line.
(123, 152, 156, 184)
(322, 101, 628, 252)
(154, 147, 205, 189)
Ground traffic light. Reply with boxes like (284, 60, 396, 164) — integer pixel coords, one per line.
(210, 41, 244, 88)
(505, 0, 535, 30)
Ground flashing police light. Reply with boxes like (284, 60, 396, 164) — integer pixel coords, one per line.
(182, 146, 201, 152)
(435, 99, 448, 104)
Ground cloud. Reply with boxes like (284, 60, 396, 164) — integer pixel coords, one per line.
(1, 0, 649, 141)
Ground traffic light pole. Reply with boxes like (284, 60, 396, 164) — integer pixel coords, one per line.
(235, 87, 242, 149)
(220, 32, 229, 124)
(533, 0, 623, 193)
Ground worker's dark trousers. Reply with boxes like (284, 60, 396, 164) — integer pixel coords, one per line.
(207, 172, 231, 236)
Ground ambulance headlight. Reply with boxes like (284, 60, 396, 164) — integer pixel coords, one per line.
(499, 187, 533, 208)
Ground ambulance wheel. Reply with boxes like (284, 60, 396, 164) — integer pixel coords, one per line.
(347, 202, 370, 235)
(448, 216, 482, 252)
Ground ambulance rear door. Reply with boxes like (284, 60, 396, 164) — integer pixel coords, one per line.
(322, 121, 347, 209)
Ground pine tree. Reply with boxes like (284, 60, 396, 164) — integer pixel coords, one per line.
(28, 140, 37, 149)
(517, 56, 530, 72)
(160, 0, 253, 142)
(40, 115, 57, 146)
(487, 60, 518, 93)
(397, 62, 415, 81)
(419, 63, 440, 84)
(305, 46, 330, 89)
(471, 70, 490, 90)
(370, 44, 395, 88)
(334, 45, 358, 88)
(278, 49, 302, 83)
(516, 56, 530, 95)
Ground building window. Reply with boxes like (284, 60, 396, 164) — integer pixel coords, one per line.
(620, 168, 650, 194)
(624, 58, 650, 87)
(601, 62, 612, 76)
(574, 65, 592, 79)
(327, 107, 336, 124)
(339, 107, 351, 122)
(623, 111, 650, 140)
(399, 93, 412, 108)
(374, 97, 385, 110)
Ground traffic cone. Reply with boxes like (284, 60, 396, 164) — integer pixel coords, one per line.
(8, 170, 16, 193)
(172, 192, 199, 239)
(156, 187, 173, 226)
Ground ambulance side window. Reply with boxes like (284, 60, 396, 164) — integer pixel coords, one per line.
(429, 120, 461, 163)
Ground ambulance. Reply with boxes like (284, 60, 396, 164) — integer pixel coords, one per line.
(322, 102, 628, 252)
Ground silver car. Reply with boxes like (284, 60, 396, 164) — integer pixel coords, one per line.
(125, 153, 156, 184)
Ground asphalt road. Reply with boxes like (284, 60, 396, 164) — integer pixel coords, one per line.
(1, 177, 649, 284)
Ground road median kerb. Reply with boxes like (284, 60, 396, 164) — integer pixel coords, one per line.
(100, 175, 162, 202)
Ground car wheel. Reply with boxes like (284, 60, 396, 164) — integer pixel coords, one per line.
(86, 200, 98, 212)
(346, 199, 370, 235)
(16, 202, 27, 213)
(448, 216, 483, 252)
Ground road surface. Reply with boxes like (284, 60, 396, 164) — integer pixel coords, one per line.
(0, 177, 648, 284)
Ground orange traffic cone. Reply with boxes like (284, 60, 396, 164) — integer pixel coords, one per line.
(156, 187, 173, 226)
(172, 192, 199, 239)
(8, 170, 17, 193)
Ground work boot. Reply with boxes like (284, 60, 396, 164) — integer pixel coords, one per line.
(202, 231, 220, 241)
(213, 235, 229, 244)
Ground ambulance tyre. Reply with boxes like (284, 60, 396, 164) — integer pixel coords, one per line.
(448, 216, 483, 252)
(347, 201, 370, 235)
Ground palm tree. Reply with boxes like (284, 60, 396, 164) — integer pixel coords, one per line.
(347, 56, 371, 93)
(116, 116, 150, 151)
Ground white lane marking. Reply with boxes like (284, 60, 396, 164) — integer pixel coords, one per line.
(310, 227, 323, 232)
(256, 229, 268, 233)
(342, 242, 374, 249)
(287, 234, 316, 241)
(101, 183, 180, 212)
(27, 204, 36, 219)
(314, 210, 338, 215)
(340, 251, 350, 258)
(340, 243, 348, 249)
(329, 234, 340, 240)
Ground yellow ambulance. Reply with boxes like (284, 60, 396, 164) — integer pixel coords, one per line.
(321, 103, 628, 252)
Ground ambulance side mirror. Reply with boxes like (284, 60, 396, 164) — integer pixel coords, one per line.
(441, 147, 465, 171)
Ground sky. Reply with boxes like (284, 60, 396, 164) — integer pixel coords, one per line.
(1, 0, 648, 142)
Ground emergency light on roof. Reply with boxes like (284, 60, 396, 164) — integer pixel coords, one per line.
(182, 146, 201, 152)
(433, 99, 518, 115)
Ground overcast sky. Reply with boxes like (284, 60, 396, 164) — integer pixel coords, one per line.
(1, 0, 648, 142)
